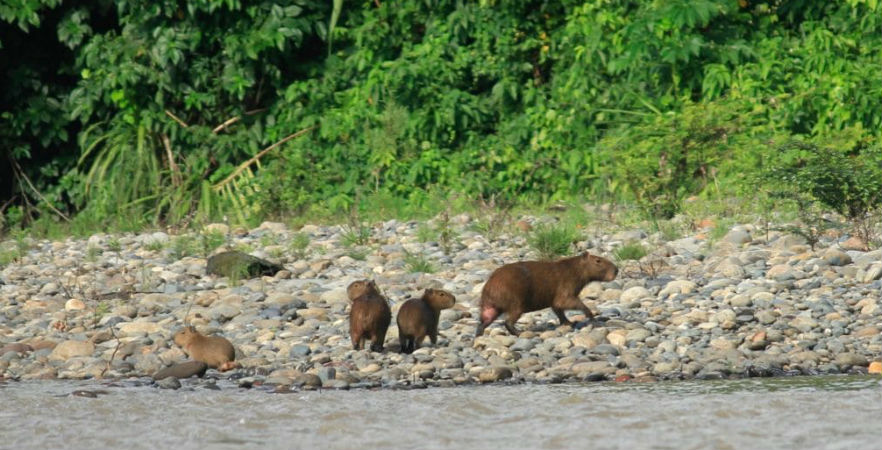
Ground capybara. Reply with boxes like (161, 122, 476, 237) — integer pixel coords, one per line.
(347, 279, 376, 301)
(476, 252, 618, 336)
(173, 326, 238, 371)
(397, 288, 456, 354)
(349, 281, 391, 351)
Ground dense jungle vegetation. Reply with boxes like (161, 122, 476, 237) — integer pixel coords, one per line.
(1, 0, 880, 237)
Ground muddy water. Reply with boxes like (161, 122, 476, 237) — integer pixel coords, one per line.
(2, 376, 880, 450)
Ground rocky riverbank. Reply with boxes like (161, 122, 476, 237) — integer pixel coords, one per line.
(1, 214, 881, 390)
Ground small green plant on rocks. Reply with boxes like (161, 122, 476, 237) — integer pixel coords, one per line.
(289, 232, 311, 259)
(528, 223, 580, 259)
(777, 195, 839, 251)
(107, 237, 122, 253)
(613, 242, 648, 262)
(85, 245, 102, 262)
(169, 236, 198, 260)
(144, 239, 165, 252)
(404, 251, 435, 273)
(341, 224, 372, 247)
(233, 242, 254, 254)
(347, 247, 369, 261)
(199, 230, 227, 256)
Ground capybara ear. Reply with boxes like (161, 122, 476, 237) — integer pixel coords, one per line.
(582, 251, 592, 258)
(425, 288, 434, 295)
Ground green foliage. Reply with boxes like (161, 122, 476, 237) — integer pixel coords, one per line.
(765, 133, 882, 221)
(341, 224, 371, 247)
(346, 247, 369, 261)
(597, 101, 745, 219)
(200, 230, 227, 256)
(528, 223, 580, 259)
(403, 251, 435, 274)
(107, 237, 121, 253)
(2, 0, 881, 232)
(169, 236, 199, 260)
(613, 242, 648, 262)
(144, 239, 165, 252)
(289, 232, 311, 259)
(85, 245, 101, 262)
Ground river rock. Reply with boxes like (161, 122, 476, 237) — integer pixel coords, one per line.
(49, 341, 95, 361)
(153, 361, 208, 380)
(206, 251, 283, 278)
(478, 366, 513, 383)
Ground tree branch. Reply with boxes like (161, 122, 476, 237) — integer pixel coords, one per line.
(214, 125, 317, 189)
(165, 110, 189, 128)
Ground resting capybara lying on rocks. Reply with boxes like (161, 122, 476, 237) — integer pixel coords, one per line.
(348, 280, 391, 351)
(476, 252, 618, 336)
(397, 288, 456, 353)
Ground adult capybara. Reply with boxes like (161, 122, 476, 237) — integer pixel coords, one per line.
(347, 279, 376, 301)
(476, 252, 618, 336)
(173, 326, 238, 371)
(349, 281, 391, 351)
(397, 288, 456, 354)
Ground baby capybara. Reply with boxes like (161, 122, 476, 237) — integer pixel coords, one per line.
(173, 326, 238, 371)
(397, 288, 456, 354)
(476, 252, 618, 336)
(347, 279, 375, 301)
(349, 280, 391, 351)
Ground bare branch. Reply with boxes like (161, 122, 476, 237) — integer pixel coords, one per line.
(10, 159, 71, 222)
(213, 125, 317, 189)
(164, 110, 189, 128)
(161, 133, 182, 187)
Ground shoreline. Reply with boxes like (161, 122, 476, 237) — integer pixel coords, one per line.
(1, 214, 881, 389)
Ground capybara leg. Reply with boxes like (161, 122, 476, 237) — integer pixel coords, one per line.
(371, 330, 387, 352)
(400, 336, 413, 354)
(351, 333, 362, 350)
(429, 332, 437, 345)
(577, 302, 595, 321)
(552, 307, 573, 326)
(503, 308, 525, 336)
(476, 305, 501, 337)
(503, 311, 522, 336)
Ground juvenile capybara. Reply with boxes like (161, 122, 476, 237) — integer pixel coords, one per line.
(347, 279, 376, 301)
(476, 252, 618, 336)
(397, 288, 456, 354)
(173, 326, 238, 371)
(349, 281, 391, 351)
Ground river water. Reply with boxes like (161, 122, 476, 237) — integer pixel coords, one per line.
(2, 376, 880, 450)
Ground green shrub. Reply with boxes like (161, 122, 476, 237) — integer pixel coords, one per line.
(613, 242, 648, 262)
(289, 232, 311, 259)
(404, 251, 435, 273)
(528, 223, 580, 259)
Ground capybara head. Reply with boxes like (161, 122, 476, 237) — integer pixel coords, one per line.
(423, 288, 456, 311)
(347, 279, 379, 301)
(576, 252, 618, 282)
(173, 326, 200, 347)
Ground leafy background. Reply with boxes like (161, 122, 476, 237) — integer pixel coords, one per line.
(1, 0, 880, 235)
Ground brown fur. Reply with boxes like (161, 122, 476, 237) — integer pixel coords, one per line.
(347, 279, 375, 302)
(173, 326, 236, 370)
(476, 252, 618, 336)
(349, 281, 391, 351)
(397, 288, 456, 354)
